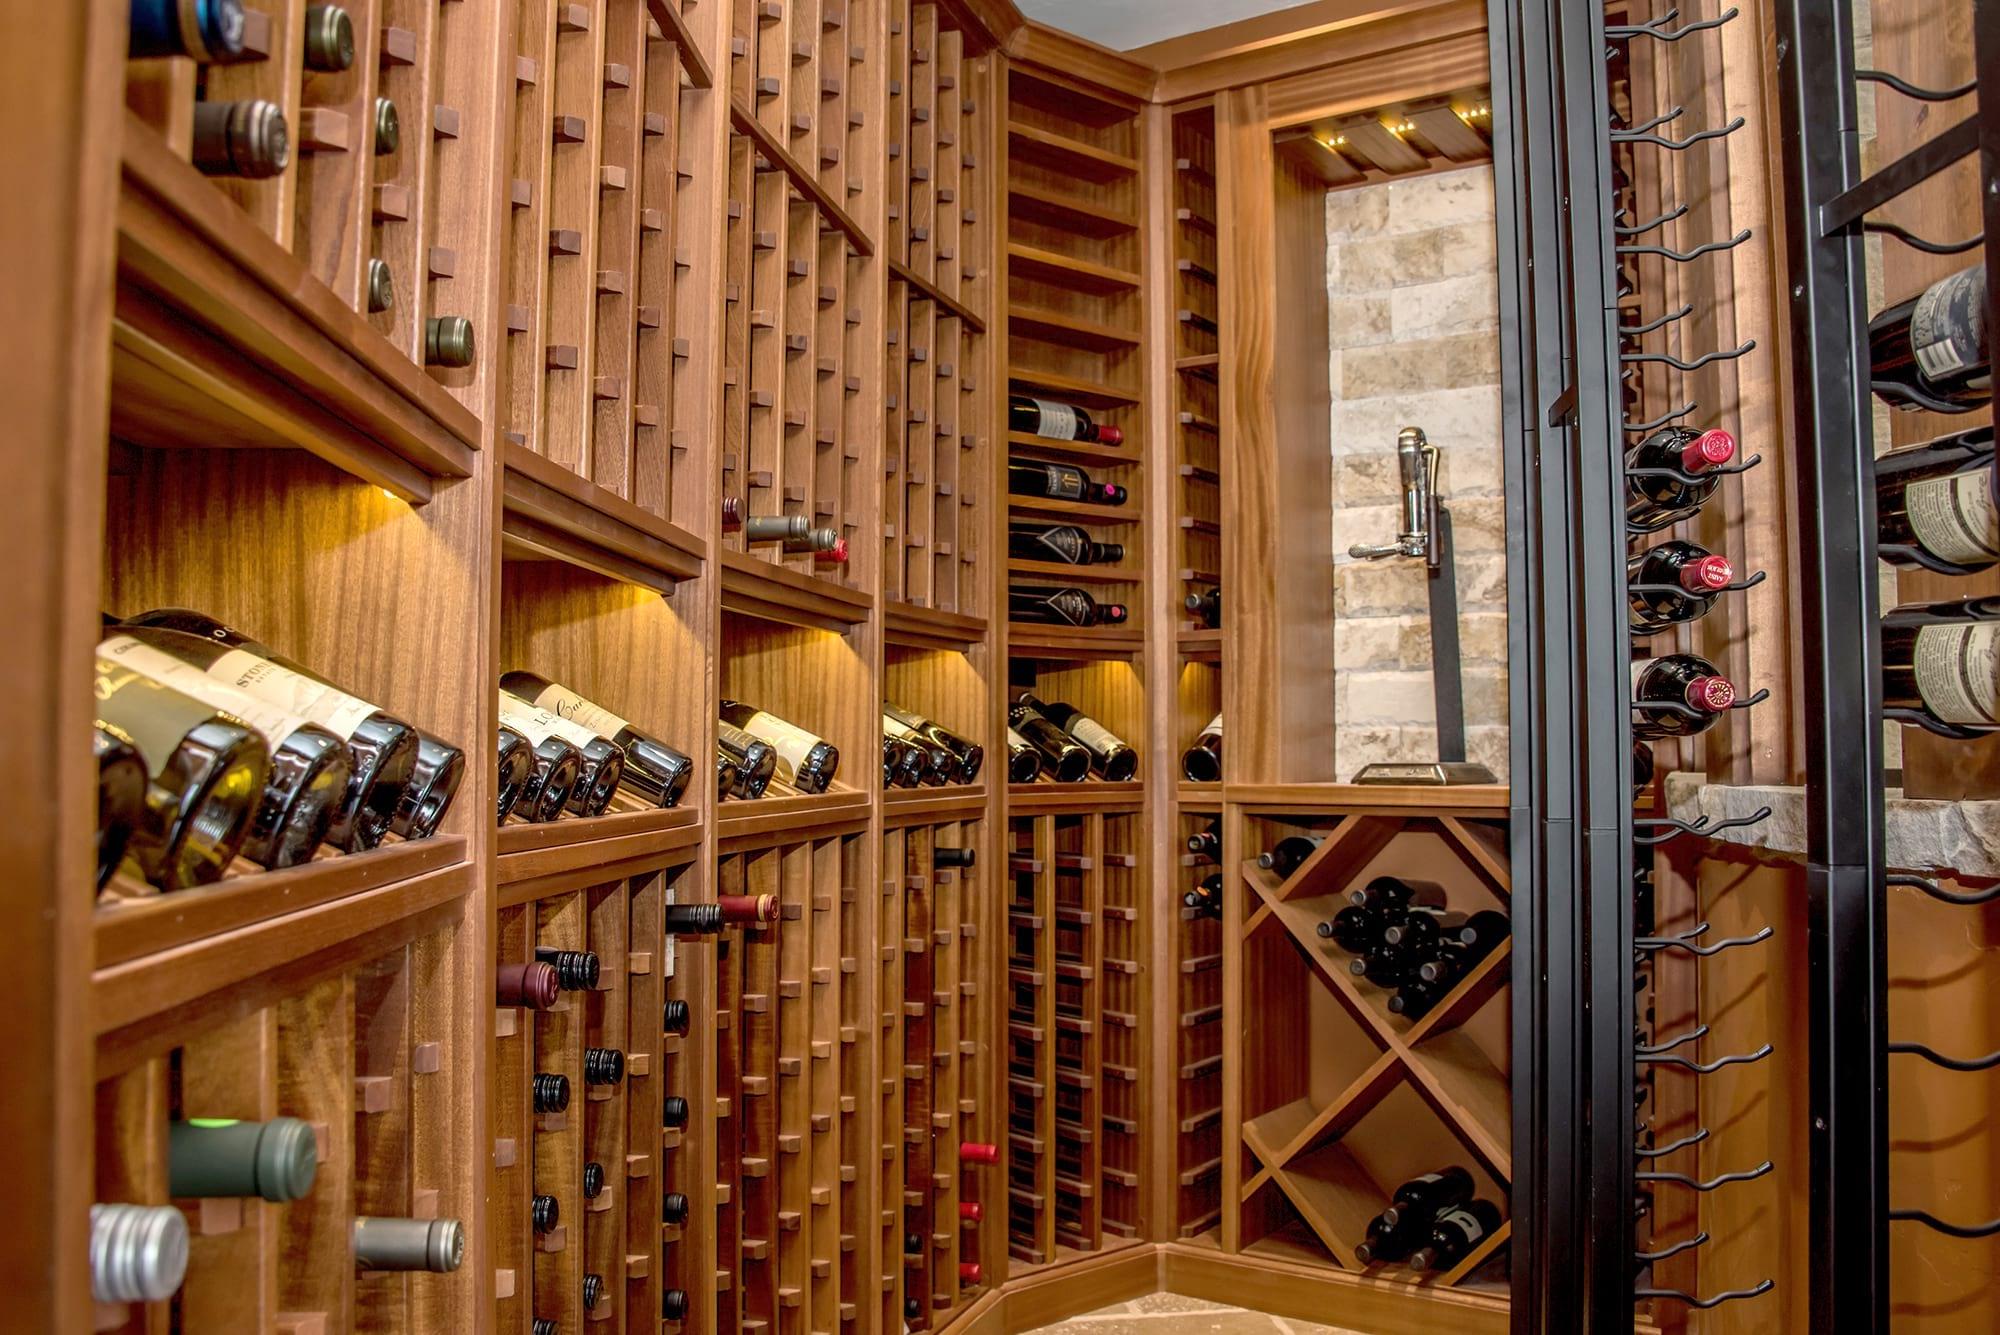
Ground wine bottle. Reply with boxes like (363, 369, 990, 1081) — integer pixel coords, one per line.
(663, 1289, 689, 1321)
(883, 702, 984, 782)
(716, 722, 778, 798)
(101, 630, 352, 868)
(662, 1095, 690, 1129)
(425, 315, 476, 368)
(582, 1273, 605, 1310)
(129, 0, 246, 60)
(1631, 654, 1737, 740)
(1007, 460, 1127, 506)
(662, 1191, 690, 1225)
(720, 497, 744, 530)
(192, 99, 290, 178)
(782, 527, 845, 560)
(535, 947, 599, 990)
(720, 701, 840, 793)
(1349, 875, 1445, 914)
(372, 97, 399, 156)
(353, 1217, 464, 1273)
(121, 609, 427, 849)
(1008, 524, 1124, 566)
(882, 734, 926, 788)
(1185, 587, 1222, 629)
(1316, 905, 1383, 955)
(300, 4, 355, 71)
(663, 999, 691, 1035)
(90, 1203, 189, 1303)
(533, 1073, 571, 1114)
(960, 1200, 984, 1221)
(1881, 597, 2000, 730)
(1007, 394, 1124, 445)
(935, 846, 975, 869)
(1380, 1166, 1476, 1229)
(903, 1231, 924, 1255)
(713, 749, 739, 801)
(497, 961, 560, 1009)
(582, 1161, 604, 1199)
(743, 514, 809, 544)
(169, 1115, 318, 1202)
(501, 671, 694, 808)
(1182, 872, 1223, 917)
(1624, 426, 1736, 528)
(1876, 431, 2000, 571)
(1352, 1206, 1428, 1266)
(583, 1048, 624, 1085)
(364, 256, 394, 315)
(1005, 696, 1090, 782)
(1870, 263, 1991, 413)
(1259, 835, 1324, 879)
(1391, 975, 1453, 1020)
(1181, 713, 1223, 783)
(532, 1320, 557, 1335)
(92, 654, 267, 890)
(959, 1262, 983, 1284)
(1627, 540, 1734, 633)
(1009, 585, 1127, 628)
(1185, 818, 1221, 863)
(1350, 945, 1414, 987)
(1409, 1199, 1503, 1271)
(495, 726, 533, 824)
(531, 1194, 559, 1234)
(1036, 699, 1139, 781)
(960, 1141, 999, 1164)
(95, 728, 147, 890)
(389, 732, 466, 841)
(508, 724, 584, 824)
(1380, 910, 1468, 954)
(883, 719, 952, 786)
(1631, 741, 1655, 794)
(498, 691, 625, 816)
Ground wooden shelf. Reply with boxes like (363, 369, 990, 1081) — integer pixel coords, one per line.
(1005, 431, 1145, 470)
(1006, 558, 1143, 585)
(1007, 181, 1139, 237)
(1005, 368, 1142, 410)
(1007, 622, 1146, 661)
(496, 803, 703, 895)
(885, 600, 989, 650)
(114, 115, 479, 502)
(720, 549, 874, 631)
(1007, 243, 1143, 293)
(1008, 304, 1141, 352)
(94, 838, 473, 1044)
(1006, 782, 1145, 814)
(716, 786, 872, 849)
(1177, 628, 1223, 660)
(1006, 122, 1139, 181)
(1006, 494, 1142, 528)
(883, 785, 989, 824)
(501, 442, 707, 592)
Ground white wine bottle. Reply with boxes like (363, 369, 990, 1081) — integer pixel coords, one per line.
(501, 671, 694, 807)
(497, 691, 625, 816)
(721, 701, 840, 793)
(93, 654, 267, 890)
(1881, 597, 2000, 731)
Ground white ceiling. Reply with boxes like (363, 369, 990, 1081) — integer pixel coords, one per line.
(1014, 0, 1326, 50)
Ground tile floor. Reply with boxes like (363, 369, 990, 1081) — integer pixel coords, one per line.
(1017, 1292, 1366, 1334)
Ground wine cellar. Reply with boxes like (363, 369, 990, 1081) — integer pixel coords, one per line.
(10, 0, 2000, 1331)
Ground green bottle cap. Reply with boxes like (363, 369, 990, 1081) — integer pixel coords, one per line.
(302, 5, 355, 71)
(367, 257, 395, 314)
(425, 316, 476, 368)
(373, 96, 400, 156)
(252, 1115, 319, 1202)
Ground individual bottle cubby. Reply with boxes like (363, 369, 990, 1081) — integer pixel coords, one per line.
(1004, 811, 1144, 1273)
(882, 645, 989, 801)
(1171, 105, 1222, 720)
(1002, 63, 1145, 657)
(1007, 658, 1146, 795)
(501, 0, 714, 540)
(709, 829, 866, 1334)
(719, 618, 871, 807)
(496, 561, 707, 869)
(91, 923, 474, 1329)
(1173, 807, 1225, 1241)
(496, 858, 701, 1331)
(1235, 804, 1511, 1287)
(881, 816, 989, 1329)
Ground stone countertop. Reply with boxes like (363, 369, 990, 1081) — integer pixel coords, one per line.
(1663, 773, 2000, 877)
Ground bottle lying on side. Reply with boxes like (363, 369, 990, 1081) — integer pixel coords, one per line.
(721, 701, 840, 793)
(501, 670, 694, 808)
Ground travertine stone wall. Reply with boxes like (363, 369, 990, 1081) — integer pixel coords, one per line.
(1326, 165, 1509, 778)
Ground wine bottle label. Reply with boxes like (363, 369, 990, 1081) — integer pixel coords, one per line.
(1007, 727, 1032, 748)
(201, 647, 380, 740)
(498, 693, 605, 752)
(1064, 715, 1125, 758)
(1904, 471, 2000, 565)
(531, 682, 631, 739)
(882, 714, 921, 743)
(94, 656, 214, 781)
(1913, 623, 2000, 726)
(1196, 712, 1223, 742)
(736, 710, 827, 783)
(101, 636, 320, 750)
(1032, 464, 1084, 501)
(1911, 266, 1986, 380)
(1029, 397, 1081, 440)
(1435, 1206, 1488, 1241)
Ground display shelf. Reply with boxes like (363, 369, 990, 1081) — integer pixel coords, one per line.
(1005, 625, 1146, 661)
(1007, 179, 1139, 237)
(496, 804, 704, 891)
(717, 787, 874, 847)
(884, 786, 991, 821)
(1004, 122, 1139, 181)
(1004, 243, 1142, 293)
(1004, 494, 1141, 528)
(885, 600, 990, 650)
(502, 441, 707, 591)
(1003, 430, 1143, 469)
(1005, 558, 1143, 586)
(720, 549, 875, 629)
(1006, 783, 1145, 814)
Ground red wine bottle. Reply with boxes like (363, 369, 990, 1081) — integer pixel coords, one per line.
(1185, 818, 1221, 862)
(496, 962, 561, 1010)
(501, 671, 693, 808)
(1870, 263, 1991, 413)
(1007, 460, 1127, 507)
(1182, 872, 1223, 917)
(192, 100, 290, 178)
(1185, 587, 1221, 629)
(1181, 712, 1222, 782)
(1631, 654, 1737, 740)
(1624, 426, 1736, 528)
(1009, 585, 1128, 628)
(1258, 834, 1324, 879)
(1881, 598, 2000, 730)
(1035, 698, 1139, 781)
(1353, 1207, 1429, 1266)
(1380, 1167, 1476, 1229)
(1316, 905, 1384, 954)
(1409, 1199, 1504, 1271)
(1875, 430, 2000, 571)
(1008, 524, 1124, 566)
(1627, 540, 1733, 633)
(1350, 875, 1446, 914)
(1008, 394, 1123, 445)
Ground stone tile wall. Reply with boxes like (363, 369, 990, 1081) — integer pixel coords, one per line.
(1327, 165, 1509, 778)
